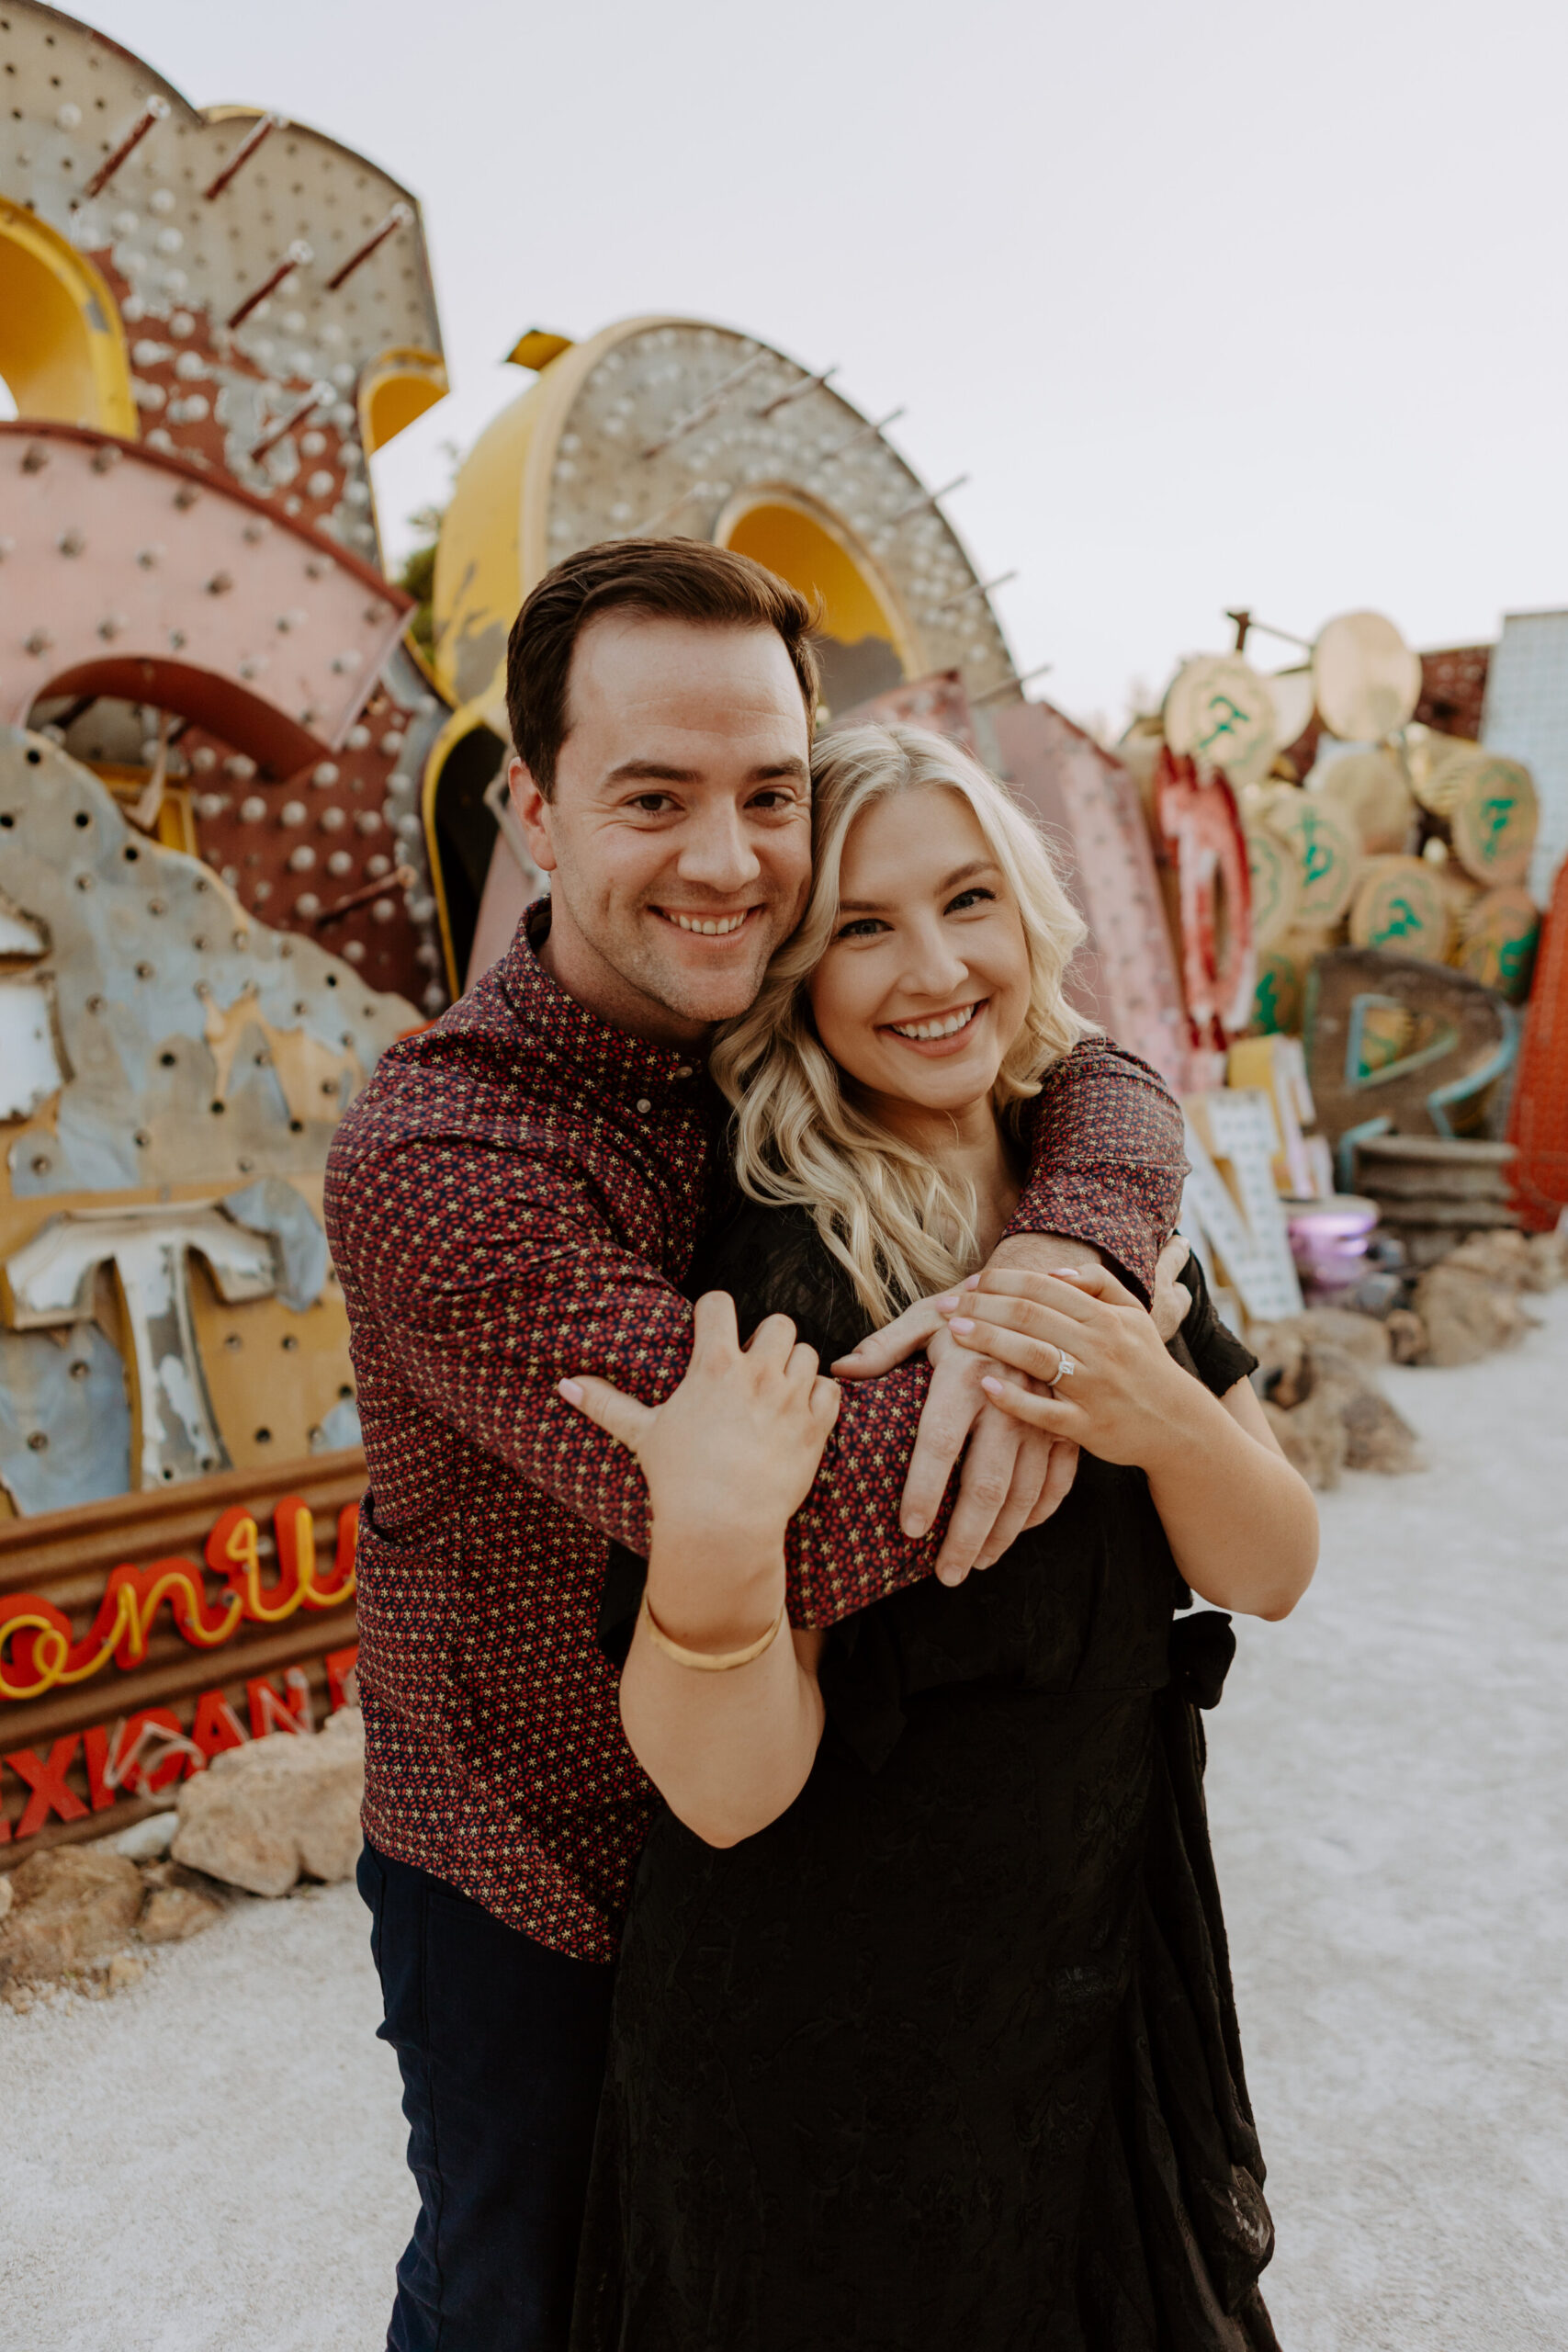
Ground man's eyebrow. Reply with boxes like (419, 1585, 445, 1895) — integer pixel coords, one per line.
(604, 760, 701, 784)
(602, 755, 810, 786)
(838, 858, 998, 914)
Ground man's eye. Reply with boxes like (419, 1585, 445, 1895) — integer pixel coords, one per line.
(627, 794, 674, 814)
(946, 887, 996, 914)
(749, 788, 802, 813)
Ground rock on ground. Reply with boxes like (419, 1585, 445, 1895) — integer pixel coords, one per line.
(171, 1706, 364, 1898)
(1255, 1317, 1420, 1489)
(0, 1847, 142, 1985)
(1413, 1261, 1535, 1366)
(139, 1882, 223, 1945)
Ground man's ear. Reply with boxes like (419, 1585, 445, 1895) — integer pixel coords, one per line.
(508, 756, 558, 873)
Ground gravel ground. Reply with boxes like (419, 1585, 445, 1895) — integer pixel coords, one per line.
(2, 1288, 1564, 2352)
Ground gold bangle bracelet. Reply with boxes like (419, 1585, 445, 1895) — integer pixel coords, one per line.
(638, 1589, 786, 1673)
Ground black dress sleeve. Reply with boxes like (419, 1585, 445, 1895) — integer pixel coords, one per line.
(597, 1202, 878, 1666)
(1168, 1250, 1258, 1397)
(688, 1199, 876, 1365)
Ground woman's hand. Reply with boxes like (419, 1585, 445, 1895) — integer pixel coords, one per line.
(560, 1292, 841, 1649)
(566, 1295, 841, 1842)
(944, 1260, 1318, 1619)
(941, 1260, 1196, 1476)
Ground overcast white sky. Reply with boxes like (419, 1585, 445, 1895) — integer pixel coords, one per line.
(81, 0, 1568, 729)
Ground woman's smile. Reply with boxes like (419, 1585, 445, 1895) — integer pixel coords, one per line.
(880, 998, 990, 1054)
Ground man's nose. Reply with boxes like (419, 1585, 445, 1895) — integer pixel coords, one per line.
(675, 808, 762, 894)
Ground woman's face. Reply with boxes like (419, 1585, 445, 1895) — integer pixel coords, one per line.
(807, 785, 1032, 1121)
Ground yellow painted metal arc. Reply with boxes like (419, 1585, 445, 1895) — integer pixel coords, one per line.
(516, 315, 926, 673)
(420, 684, 513, 998)
(517, 314, 692, 597)
(0, 196, 137, 438)
(429, 375, 551, 709)
(717, 482, 919, 686)
(358, 345, 449, 457)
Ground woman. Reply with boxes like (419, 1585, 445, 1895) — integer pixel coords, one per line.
(561, 724, 1317, 2349)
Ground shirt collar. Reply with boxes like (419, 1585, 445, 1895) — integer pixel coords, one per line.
(492, 899, 706, 1097)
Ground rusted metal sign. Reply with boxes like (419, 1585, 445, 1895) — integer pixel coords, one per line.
(0, 1451, 362, 1865)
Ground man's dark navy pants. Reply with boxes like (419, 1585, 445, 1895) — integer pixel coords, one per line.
(358, 1841, 616, 2351)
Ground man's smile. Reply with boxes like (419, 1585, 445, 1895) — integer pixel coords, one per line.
(650, 907, 761, 938)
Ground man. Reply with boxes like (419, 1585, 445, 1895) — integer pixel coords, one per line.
(325, 539, 1187, 2351)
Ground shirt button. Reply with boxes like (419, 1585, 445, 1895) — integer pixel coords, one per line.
(635, 1097, 651, 1114)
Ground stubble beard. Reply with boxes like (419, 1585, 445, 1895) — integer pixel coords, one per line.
(623, 899, 784, 1025)
(550, 863, 787, 1029)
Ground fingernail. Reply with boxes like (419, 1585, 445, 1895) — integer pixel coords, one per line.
(980, 1375, 1003, 1395)
(963, 1274, 980, 1290)
(934, 1295, 960, 1311)
(949, 1317, 976, 1334)
(903, 1515, 927, 1538)
(938, 1564, 964, 1586)
(558, 1379, 584, 1406)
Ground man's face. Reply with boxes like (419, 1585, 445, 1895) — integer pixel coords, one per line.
(510, 613, 814, 1044)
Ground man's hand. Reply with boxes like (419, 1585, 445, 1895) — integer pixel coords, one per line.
(830, 1253, 1089, 1586)
(904, 1322, 1078, 1581)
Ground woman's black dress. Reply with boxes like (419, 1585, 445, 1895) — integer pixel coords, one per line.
(572, 1210, 1279, 2352)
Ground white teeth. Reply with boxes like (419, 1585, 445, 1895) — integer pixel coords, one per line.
(889, 1003, 981, 1042)
(665, 910, 747, 935)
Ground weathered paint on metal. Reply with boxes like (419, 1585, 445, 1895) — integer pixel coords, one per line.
(0, 1322, 130, 1516)
(0, 728, 417, 1202)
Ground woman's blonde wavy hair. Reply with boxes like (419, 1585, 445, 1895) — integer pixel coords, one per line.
(710, 722, 1090, 1322)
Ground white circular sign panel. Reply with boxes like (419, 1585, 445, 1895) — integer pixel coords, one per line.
(1164, 655, 1279, 789)
(1312, 611, 1422, 742)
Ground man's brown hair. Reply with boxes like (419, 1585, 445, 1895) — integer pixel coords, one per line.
(505, 538, 821, 798)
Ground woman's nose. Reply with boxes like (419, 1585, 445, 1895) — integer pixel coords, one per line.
(899, 922, 968, 1000)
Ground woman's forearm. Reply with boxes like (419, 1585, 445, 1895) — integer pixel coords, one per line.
(1144, 1380, 1318, 1621)
(618, 1529, 825, 1848)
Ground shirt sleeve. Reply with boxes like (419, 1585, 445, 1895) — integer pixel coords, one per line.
(1001, 1036, 1188, 1306)
(327, 1121, 955, 1622)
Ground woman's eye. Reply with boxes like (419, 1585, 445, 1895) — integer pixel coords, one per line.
(946, 887, 996, 914)
(835, 917, 886, 940)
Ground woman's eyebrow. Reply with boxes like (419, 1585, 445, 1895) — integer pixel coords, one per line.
(838, 859, 998, 914)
